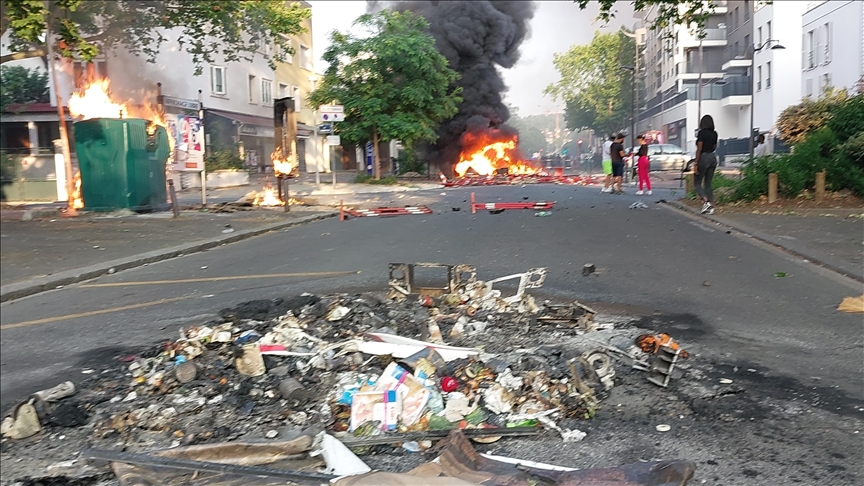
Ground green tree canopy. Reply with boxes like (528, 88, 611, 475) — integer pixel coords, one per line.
(576, 0, 718, 37)
(310, 9, 461, 180)
(546, 30, 637, 136)
(776, 88, 849, 145)
(0, 64, 49, 111)
(1, 0, 310, 74)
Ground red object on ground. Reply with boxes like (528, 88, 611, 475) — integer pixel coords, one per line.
(342, 206, 433, 218)
(441, 376, 459, 392)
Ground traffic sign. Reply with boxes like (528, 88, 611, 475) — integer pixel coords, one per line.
(326, 135, 341, 145)
(320, 105, 344, 114)
(318, 123, 333, 134)
(319, 112, 345, 122)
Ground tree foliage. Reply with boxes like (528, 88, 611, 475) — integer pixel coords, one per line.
(1, 0, 310, 74)
(776, 88, 849, 145)
(0, 64, 49, 111)
(310, 9, 461, 179)
(575, 0, 719, 38)
(546, 30, 637, 136)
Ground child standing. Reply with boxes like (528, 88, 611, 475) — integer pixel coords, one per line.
(635, 135, 652, 195)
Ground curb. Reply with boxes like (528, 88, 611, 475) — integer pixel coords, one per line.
(661, 200, 863, 284)
(0, 212, 337, 303)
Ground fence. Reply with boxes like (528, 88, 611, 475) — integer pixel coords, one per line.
(1, 150, 62, 202)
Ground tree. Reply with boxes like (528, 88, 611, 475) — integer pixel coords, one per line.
(310, 10, 461, 180)
(0, 65, 49, 111)
(776, 88, 849, 145)
(1, 0, 310, 74)
(575, 0, 719, 36)
(546, 30, 637, 136)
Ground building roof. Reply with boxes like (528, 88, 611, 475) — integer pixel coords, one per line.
(2, 102, 56, 114)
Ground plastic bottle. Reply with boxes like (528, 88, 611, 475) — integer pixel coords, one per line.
(534, 211, 552, 217)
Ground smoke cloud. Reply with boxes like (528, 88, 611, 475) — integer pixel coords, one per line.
(368, 1, 536, 172)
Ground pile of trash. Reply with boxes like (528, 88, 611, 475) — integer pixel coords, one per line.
(1, 263, 694, 485)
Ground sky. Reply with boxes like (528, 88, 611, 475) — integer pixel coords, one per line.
(308, 1, 637, 117)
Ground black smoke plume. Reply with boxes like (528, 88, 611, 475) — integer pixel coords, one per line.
(368, 1, 536, 174)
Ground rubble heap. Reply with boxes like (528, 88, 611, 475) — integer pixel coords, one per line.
(1, 264, 693, 485)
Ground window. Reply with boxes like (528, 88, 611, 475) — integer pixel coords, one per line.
(293, 86, 302, 111)
(299, 45, 312, 70)
(733, 7, 739, 30)
(278, 34, 293, 63)
(744, 35, 750, 56)
(248, 75, 257, 103)
(805, 78, 814, 97)
(766, 21, 771, 41)
(73, 60, 108, 88)
(766, 61, 771, 89)
(261, 79, 272, 104)
(744, 0, 750, 21)
(279, 83, 290, 98)
(823, 23, 831, 64)
(806, 31, 815, 68)
(821, 73, 832, 93)
(757, 65, 762, 91)
(757, 26, 762, 46)
(210, 66, 226, 95)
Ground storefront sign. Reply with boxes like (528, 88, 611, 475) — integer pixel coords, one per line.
(239, 125, 258, 135)
(161, 96, 201, 111)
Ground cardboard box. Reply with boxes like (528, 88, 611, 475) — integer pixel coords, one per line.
(350, 390, 401, 432)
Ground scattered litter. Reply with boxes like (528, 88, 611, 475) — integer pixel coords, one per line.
(719, 378, 733, 384)
(838, 294, 864, 313)
(629, 201, 649, 210)
(656, 424, 671, 432)
(582, 263, 596, 276)
(774, 272, 787, 278)
(221, 228, 235, 234)
(702, 281, 711, 287)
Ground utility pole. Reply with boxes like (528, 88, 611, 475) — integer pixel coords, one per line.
(44, 14, 77, 215)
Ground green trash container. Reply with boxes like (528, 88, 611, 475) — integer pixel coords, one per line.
(74, 118, 170, 212)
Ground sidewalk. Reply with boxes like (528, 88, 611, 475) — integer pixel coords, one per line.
(175, 171, 442, 206)
(666, 200, 863, 282)
(0, 206, 336, 302)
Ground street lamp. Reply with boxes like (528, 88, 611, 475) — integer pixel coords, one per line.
(748, 39, 785, 160)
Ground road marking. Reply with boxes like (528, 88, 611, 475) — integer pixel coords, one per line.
(0, 296, 195, 330)
(77, 271, 361, 288)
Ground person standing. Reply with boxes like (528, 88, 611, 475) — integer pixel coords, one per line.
(754, 133, 769, 157)
(635, 135, 652, 195)
(601, 135, 614, 193)
(694, 115, 718, 214)
(609, 133, 627, 194)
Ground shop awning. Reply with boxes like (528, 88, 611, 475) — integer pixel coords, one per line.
(205, 108, 274, 138)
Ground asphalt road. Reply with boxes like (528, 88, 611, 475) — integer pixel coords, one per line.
(1, 185, 862, 484)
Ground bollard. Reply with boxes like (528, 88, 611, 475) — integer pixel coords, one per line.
(471, 192, 476, 214)
(768, 173, 778, 204)
(339, 199, 344, 221)
(685, 173, 694, 195)
(815, 170, 826, 203)
(167, 179, 180, 218)
(284, 177, 290, 212)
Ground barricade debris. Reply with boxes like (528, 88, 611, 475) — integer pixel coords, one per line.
(1, 263, 697, 485)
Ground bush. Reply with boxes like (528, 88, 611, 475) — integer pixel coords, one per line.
(827, 94, 864, 144)
(204, 149, 246, 172)
(776, 89, 848, 145)
(832, 131, 864, 195)
(354, 174, 399, 185)
(396, 151, 426, 175)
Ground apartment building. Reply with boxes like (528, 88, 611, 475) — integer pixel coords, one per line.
(752, 1, 810, 137)
(801, 1, 864, 98)
(637, 1, 736, 153)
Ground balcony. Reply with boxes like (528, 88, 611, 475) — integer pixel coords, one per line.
(680, 28, 728, 47)
(721, 77, 752, 106)
(681, 59, 726, 74)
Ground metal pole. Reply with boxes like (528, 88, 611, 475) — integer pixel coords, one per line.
(697, 39, 703, 124)
(168, 179, 180, 218)
(748, 44, 756, 160)
(284, 176, 290, 212)
(314, 107, 320, 185)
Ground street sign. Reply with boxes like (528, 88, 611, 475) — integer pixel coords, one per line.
(318, 123, 333, 134)
(326, 135, 341, 146)
(365, 141, 374, 175)
(320, 105, 344, 114)
(319, 112, 345, 122)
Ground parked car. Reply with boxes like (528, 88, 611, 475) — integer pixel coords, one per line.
(625, 143, 690, 172)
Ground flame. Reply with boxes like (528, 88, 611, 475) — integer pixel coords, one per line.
(71, 171, 84, 209)
(67, 74, 174, 165)
(271, 147, 293, 177)
(253, 184, 285, 206)
(453, 131, 542, 177)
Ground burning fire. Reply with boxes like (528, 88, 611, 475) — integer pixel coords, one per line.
(453, 132, 541, 177)
(66, 73, 174, 164)
(253, 184, 285, 206)
(71, 171, 84, 209)
(271, 147, 293, 177)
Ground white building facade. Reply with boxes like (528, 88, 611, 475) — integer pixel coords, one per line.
(752, 0, 810, 137)
(801, 0, 864, 98)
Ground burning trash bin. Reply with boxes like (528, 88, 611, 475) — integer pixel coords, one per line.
(74, 118, 171, 212)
